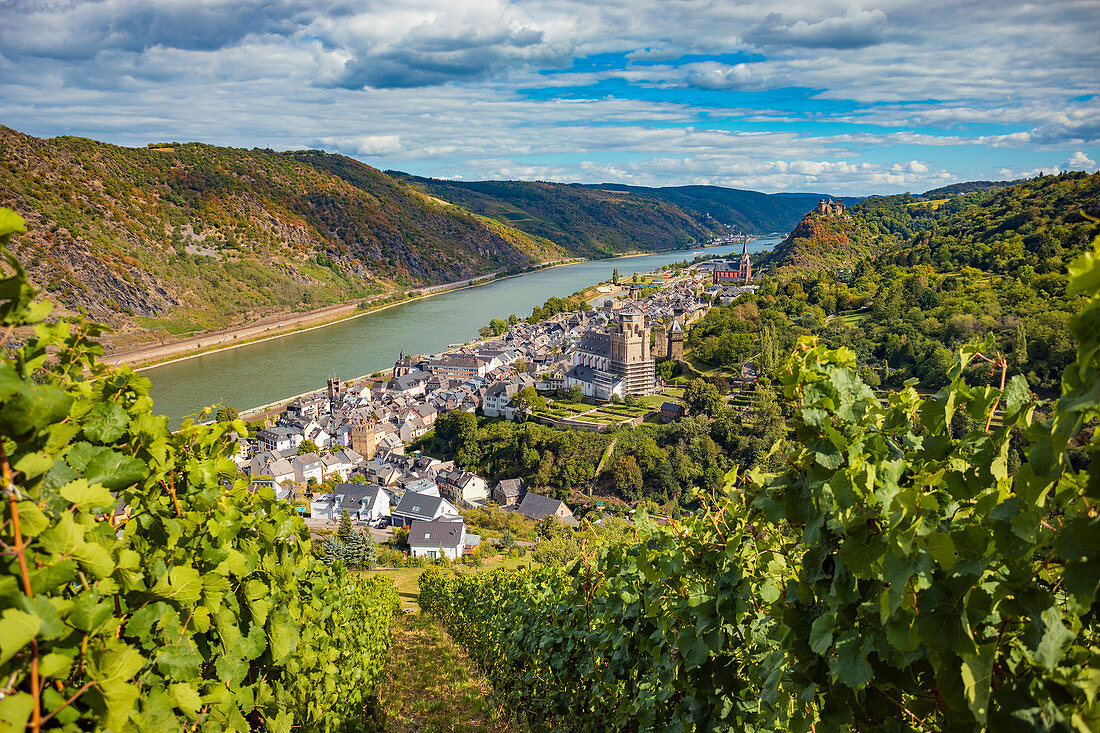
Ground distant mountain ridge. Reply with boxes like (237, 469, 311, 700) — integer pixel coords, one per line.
(392, 175, 841, 251)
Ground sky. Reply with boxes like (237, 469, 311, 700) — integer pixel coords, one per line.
(1, 0, 1098, 195)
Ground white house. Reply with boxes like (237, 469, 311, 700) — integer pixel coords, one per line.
(408, 519, 477, 561)
(292, 452, 325, 485)
(390, 493, 460, 527)
(256, 427, 296, 453)
(310, 484, 391, 523)
(437, 469, 489, 507)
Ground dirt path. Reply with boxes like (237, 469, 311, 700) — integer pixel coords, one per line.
(373, 613, 513, 733)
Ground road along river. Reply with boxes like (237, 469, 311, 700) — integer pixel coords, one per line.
(145, 237, 781, 425)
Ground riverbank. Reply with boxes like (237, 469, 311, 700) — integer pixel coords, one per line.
(103, 257, 586, 371)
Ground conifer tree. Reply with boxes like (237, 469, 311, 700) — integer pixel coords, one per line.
(321, 536, 343, 566)
(359, 529, 378, 570)
(1014, 322, 1029, 369)
(345, 529, 364, 568)
(337, 509, 353, 542)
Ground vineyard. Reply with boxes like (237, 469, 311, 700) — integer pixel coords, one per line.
(420, 229, 1100, 730)
(1, 205, 398, 731)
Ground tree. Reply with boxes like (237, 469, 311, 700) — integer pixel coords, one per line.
(567, 384, 584, 402)
(513, 385, 546, 412)
(499, 529, 517, 549)
(216, 405, 239, 422)
(338, 509, 353, 542)
(613, 455, 643, 496)
(489, 317, 509, 336)
(297, 439, 320, 455)
(684, 378, 723, 417)
(613, 268, 620, 284)
(391, 525, 410, 551)
(514, 357, 528, 374)
(624, 393, 638, 407)
(1014, 322, 1029, 369)
(345, 529, 364, 568)
(508, 313, 519, 326)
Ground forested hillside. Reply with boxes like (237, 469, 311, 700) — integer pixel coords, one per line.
(0, 127, 562, 336)
(394, 176, 724, 257)
(761, 173, 1099, 275)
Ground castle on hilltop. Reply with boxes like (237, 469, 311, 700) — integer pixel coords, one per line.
(816, 198, 848, 217)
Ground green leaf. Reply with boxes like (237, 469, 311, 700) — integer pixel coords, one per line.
(1034, 606, 1075, 671)
(0, 608, 41, 665)
(38, 652, 75, 680)
(60, 479, 117, 512)
(169, 682, 203, 713)
(961, 644, 994, 725)
(83, 401, 129, 443)
(0, 693, 35, 732)
(82, 448, 147, 491)
(832, 629, 873, 689)
(809, 613, 835, 654)
(925, 533, 956, 571)
(0, 208, 26, 238)
(89, 641, 145, 683)
(152, 565, 203, 605)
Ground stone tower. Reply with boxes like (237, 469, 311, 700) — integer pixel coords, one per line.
(668, 320, 684, 361)
(652, 322, 668, 360)
(350, 418, 377, 460)
(327, 376, 343, 411)
(610, 310, 655, 396)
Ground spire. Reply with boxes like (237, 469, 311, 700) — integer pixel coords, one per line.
(742, 239, 749, 257)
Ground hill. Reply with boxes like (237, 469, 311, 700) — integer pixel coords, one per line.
(0, 127, 564, 341)
(760, 173, 1100, 274)
(392, 176, 724, 257)
(759, 204, 882, 272)
(393, 176, 837, 254)
(920, 179, 1023, 197)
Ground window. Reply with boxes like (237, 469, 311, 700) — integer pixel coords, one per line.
(427, 551, 437, 559)
(424, 533, 430, 539)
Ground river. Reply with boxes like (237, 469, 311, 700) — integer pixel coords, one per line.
(145, 237, 782, 425)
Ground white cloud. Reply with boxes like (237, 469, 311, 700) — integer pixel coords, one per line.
(1068, 151, 1097, 169)
(0, 0, 1097, 193)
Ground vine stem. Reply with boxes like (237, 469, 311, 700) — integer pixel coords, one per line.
(1, 443, 41, 732)
(38, 681, 95, 726)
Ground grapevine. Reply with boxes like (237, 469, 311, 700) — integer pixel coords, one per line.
(422, 228, 1100, 731)
(0, 208, 399, 732)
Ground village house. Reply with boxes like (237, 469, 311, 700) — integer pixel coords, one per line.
(508, 491, 576, 524)
(492, 478, 524, 506)
(390, 492, 461, 527)
(407, 518, 478, 561)
(437, 469, 489, 507)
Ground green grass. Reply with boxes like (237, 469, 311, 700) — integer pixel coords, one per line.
(372, 613, 514, 733)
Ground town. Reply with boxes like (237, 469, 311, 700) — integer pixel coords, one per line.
(230, 244, 760, 558)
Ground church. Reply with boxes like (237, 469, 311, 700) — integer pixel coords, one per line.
(565, 310, 656, 399)
(712, 241, 752, 285)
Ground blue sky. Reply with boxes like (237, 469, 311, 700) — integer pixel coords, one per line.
(1, 0, 1097, 194)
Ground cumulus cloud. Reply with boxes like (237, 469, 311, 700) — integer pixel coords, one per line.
(1068, 151, 1097, 169)
(1, 0, 1097, 193)
(747, 8, 889, 50)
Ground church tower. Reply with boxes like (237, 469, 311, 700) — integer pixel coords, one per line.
(737, 240, 752, 283)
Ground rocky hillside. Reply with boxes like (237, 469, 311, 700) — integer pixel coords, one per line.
(760, 207, 881, 273)
(0, 127, 563, 339)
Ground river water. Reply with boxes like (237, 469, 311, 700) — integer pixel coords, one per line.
(146, 237, 782, 424)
